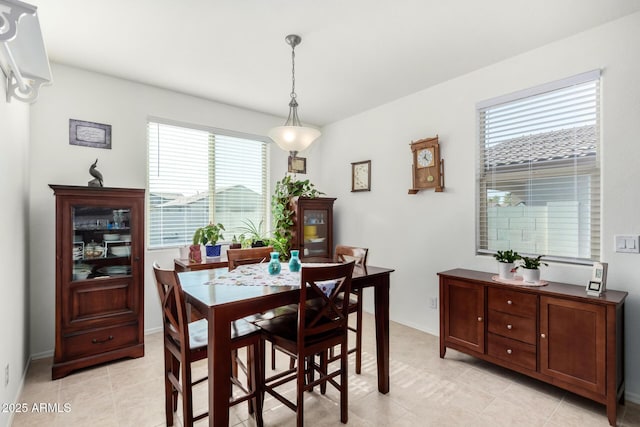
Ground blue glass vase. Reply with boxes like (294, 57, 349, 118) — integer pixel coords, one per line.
(268, 252, 281, 275)
(288, 250, 301, 273)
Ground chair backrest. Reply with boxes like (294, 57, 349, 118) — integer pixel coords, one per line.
(334, 245, 368, 267)
(298, 262, 355, 345)
(227, 246, 274, 271)
(153, 262, 190, 355)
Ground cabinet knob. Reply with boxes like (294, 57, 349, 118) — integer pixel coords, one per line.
(506, 349, 512, 355)
(507, 300, 513, 305)
(541, 333, 546, 339)
(506, 324, 513, 330)
(477, 316, 483, 322)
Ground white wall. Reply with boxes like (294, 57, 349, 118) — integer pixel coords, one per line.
(315, 12, 640, 401)
(28, 64, 288, 357)
(0, 77, 30, 426)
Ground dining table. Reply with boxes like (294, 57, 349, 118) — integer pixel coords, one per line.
(178, 262, 394, 427)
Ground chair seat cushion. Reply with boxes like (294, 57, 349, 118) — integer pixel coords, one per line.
(188, 318, 260, 350)
(244, 304, 298, 323)
(335, 292, 359, 311)
(254, 310, 344, 354)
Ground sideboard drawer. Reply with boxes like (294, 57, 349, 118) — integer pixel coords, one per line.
(487, 333, 536, 371)
(487, 309, 536, 344)
(488, 287, 537, 317)
(62, 323, 140, 359)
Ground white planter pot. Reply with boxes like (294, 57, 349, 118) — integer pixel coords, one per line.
(178, 246, 190, 259)
(521, 268, 540, 284)
(497, 262, 515, 280)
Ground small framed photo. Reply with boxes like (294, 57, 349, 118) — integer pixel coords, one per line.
(69, 119, 112, 149)
(288, 156, 307, 174)
(351, 160, 371, 192)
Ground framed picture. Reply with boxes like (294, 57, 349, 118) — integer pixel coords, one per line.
(69, 119, 112, 149)
(586, 262, 607, 296)
(351, 160, 371, 192)
(288, 156, 307, 174)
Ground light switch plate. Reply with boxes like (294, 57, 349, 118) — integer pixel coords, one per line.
(614, 235, 640, 253)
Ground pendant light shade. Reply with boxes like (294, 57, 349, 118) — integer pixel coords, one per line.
(269, 34, 320, 156)
(268, 124, 321, 154)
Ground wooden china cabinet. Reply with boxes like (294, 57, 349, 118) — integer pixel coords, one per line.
(289, 197, 336, 261)
(439, 269, 627, 426)
(50, 185, 145, 379)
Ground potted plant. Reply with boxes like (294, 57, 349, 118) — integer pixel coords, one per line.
(271, 175, 323, 260)
(193, 222, 225, 258)
(229, 235, 242, 249)
(494, 250, 520, 280)
(518, 255, 548, 283)
(236, 219, 269, 248)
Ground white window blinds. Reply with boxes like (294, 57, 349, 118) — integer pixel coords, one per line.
(148, 120, 268, 249)
(477, 70, 601, 264)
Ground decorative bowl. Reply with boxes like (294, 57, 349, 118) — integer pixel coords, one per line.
(110, 246, 131, 257)
(103, 234, 121, 241)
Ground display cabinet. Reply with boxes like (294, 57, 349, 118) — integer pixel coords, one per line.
(290, 197, 336, 261)
(50, 185, 145, 379)
(439, 268, 627, 426)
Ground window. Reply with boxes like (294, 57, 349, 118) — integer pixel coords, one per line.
(477, 70, 601, 264)
(147, 120, 269, 249)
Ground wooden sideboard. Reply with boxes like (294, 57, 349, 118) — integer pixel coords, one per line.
(438, 268, 627, 427)
(174, 256, 228, 272)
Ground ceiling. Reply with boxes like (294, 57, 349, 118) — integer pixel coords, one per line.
(35, 0, 640, 126)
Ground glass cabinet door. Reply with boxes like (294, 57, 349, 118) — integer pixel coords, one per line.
(72, 206, 133, 281)
(302, 208, 329, 257)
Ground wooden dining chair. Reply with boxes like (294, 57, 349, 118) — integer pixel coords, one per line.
(152, 262, 263, 427)
(227, 246, 273, 271)
(333, 245, 369, 374)
(255, 262, 355, 426)
(227, 246, 297, 370)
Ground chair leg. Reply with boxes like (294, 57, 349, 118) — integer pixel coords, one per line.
(289, 355, 296, 369)
(307, 355, 315, 392)
(340, 342, 349, 423)
(320, 350, 328, 395)
(181, 357, 193, 427)
(248, 343, 264, 427)
(271, 343, 276, 370)
(246, 346, 254, 415)
(232, 348, 239, 378)
(169, 358, 180, 412)
(355, 293, 364, 374)
(163, 349, 174, 426)
(259, 339, 266, 409)
(296, 356, 305, 427)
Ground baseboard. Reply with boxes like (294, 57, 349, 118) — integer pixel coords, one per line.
(4, 355, 32, 427)
(626, 390, 640, 405)
(144, 326, 162, 335)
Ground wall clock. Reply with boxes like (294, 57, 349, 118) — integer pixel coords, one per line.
(351, 160, 371, 192)
(408, 136, 444, 194)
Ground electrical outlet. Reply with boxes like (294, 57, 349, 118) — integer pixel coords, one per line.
(430, 297, 438, 309)
(4, 364, 8, 387)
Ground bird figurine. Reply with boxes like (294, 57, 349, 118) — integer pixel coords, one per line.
(89, 158, 104, 187)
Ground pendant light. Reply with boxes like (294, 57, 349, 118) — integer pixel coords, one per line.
(268, 34, 320, 158)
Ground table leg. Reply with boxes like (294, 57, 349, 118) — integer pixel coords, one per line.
(208, 309, 232, 427)
(373, 274, 390, 393)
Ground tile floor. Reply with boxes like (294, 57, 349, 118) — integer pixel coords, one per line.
(11, 313, 640, 426)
